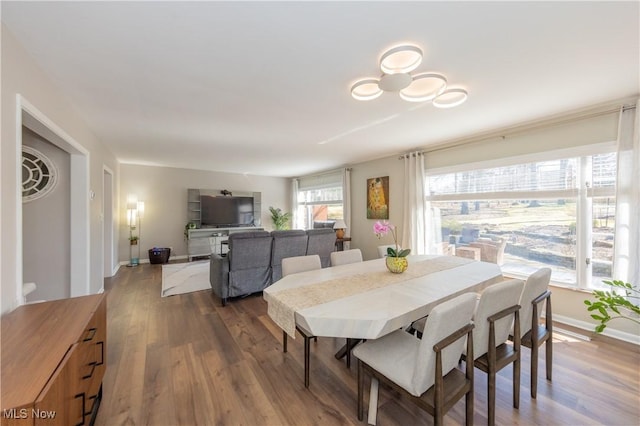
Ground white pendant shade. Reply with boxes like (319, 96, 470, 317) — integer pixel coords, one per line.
(433, 88, 469, 108)
(379, 45, 423, 74)
(351, 42, 467, 107)
(399, 73, 447, 102)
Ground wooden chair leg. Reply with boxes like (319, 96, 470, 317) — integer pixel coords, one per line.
(283, 330, 288, 353)
(346, 338, 352, 368)
(531, 344, 539, 398)
(514, 354, 520, 409)
(466, 383, 474, 426)
(357, 361, 364, 421)
(546, 339, 553, 381)
(488, 370, 496, 426)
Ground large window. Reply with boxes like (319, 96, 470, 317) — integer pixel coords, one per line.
(427, 151, 616, 289)
(296, 171, 344, 229)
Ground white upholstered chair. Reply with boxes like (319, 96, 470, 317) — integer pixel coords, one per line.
(376, 244, 395, 258)
(282, 254, 321, 277)
(280, 254, 322, 388)
(353, 293, 477, 426)
(330, 248, 363, 266)
(470, 279, 524, 426)
(513, 267, 552, 398)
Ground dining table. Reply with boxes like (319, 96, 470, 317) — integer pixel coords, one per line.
(264, 254, 503, 340)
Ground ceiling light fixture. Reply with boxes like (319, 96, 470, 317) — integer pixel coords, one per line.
(351, 43, 468, 108)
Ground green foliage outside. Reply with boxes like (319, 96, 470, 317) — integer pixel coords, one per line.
(584, 280, 640, 333)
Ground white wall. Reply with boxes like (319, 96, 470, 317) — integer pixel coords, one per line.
(118, 164, 290, 262)
(1, 24, 119, 313)
(348, 157, 405, 261)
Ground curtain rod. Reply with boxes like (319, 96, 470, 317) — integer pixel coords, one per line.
(398, 102, 636, 159)
(295, 167, 351, 180)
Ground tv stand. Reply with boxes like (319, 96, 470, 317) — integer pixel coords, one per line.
(187, 227, 263, 261)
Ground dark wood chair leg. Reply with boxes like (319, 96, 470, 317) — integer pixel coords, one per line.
(531, 343, 539, 398)
(283, 330, 288, 353)
(346, 338, 352, 368)
(357, 360, 364, 421)
(546, 339, 553, 381)
(488, 370, 496, 426)
(514, 353, 520, 409)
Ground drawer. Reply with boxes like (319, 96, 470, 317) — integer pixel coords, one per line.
(77, 297, 107, 415)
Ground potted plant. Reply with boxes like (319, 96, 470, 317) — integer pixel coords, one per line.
(184, 222, 196, 240)
(129, 235, 139, 245)
(584, 279, 640, 333)
(269, 206, 292, 230)
(373, 220, 410, 273)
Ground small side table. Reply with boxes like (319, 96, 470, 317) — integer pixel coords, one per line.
(336, 237, 352, 251)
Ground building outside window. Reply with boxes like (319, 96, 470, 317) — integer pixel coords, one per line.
(427, 151, 616, 289)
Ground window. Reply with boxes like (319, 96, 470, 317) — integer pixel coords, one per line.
(296, 171, 344, 229)
(427, 151, 616, 289)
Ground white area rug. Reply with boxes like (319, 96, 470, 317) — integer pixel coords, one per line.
(161, 261, 211, 297)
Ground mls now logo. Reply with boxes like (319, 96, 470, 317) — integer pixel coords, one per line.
(3, 408, 56, 420)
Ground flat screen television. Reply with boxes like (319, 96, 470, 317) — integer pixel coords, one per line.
(200, 196, 254, 227)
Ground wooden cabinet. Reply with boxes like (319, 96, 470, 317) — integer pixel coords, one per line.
(1, 294, 107, 426)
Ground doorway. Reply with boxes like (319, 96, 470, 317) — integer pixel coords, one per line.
(17, 96, 90, 303)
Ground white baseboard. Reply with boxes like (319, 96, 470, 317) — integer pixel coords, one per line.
(554, 313, 640, 346)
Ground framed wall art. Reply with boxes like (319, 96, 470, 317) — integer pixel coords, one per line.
(367, 176, 389, 219)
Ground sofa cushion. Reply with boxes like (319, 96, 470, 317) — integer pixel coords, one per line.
(305, 228, 336, 268)
(270, 230, 309, 282)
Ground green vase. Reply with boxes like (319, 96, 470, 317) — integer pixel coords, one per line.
(386, 256, 408, 274)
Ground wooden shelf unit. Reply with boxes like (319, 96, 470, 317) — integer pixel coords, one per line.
(1, 294, 107, 426)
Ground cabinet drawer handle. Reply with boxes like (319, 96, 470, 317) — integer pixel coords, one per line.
(74, 393, 86, 426)
(97, 341, 104, 366)
(83, 328, 97, 342)
(82, 362, 97, 380)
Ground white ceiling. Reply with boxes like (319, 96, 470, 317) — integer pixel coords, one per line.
(2, 1, 638, 177)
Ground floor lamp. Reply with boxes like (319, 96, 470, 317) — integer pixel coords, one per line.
(136, 201, 145, 264)
(127, 202, 139, 267)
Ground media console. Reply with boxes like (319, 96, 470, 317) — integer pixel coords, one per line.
(187, 188, 263, 261)
(187, 227, 264, 261)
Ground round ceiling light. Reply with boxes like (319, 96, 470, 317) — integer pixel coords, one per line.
(433, 88, 468, 108)
(380, 45, 423, 75)
(351, 79, 383, 101)
(399, 73, 447, 102)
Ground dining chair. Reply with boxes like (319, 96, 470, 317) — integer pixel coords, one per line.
(513, 267, 552, 398)
(469, 278, 524, 426)
(353, 293, 477, 426)
(330, 248, 363, 266)
(280, 254, 321, 388)
(376, 244, 395, 258)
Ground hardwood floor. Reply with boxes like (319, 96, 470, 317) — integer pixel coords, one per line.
(96, 263, 640, 425)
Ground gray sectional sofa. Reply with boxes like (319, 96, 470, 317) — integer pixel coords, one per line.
(209, 228, 336, 305)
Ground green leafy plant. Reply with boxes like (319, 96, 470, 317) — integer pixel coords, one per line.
(269, 206, 292, 230)
(129, 235, 139, 244)
(184, 222, 196, 239)
(584, 280, 640, 333)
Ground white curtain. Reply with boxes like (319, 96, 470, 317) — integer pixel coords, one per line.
(291, 178, 301, 229)
(401, 152, 432, 255)
(342, 168, 352, 237)
(613, 100, 640, 285)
